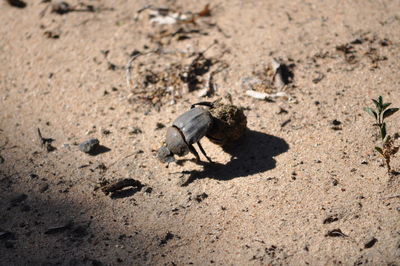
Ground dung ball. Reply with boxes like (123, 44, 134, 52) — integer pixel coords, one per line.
(207, 101, 247, 146)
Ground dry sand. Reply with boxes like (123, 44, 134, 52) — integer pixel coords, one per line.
(1, 0, 400, 265)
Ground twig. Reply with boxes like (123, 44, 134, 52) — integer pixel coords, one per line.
(246, 90, 289, 100)
(37, 128, 45, 146)
(107, 152, 136, 169)
(37, 128, 56, 152)
(201, 40, 218, 55)
(382, 194, 400, 200)
(136, 5, 155, 14)
(203, 62, 228, 97)
(39, 3, 50, 18)
(125, 53, 143, 90)
(207, 71, 215, 96)
(215, 24, 230, 38)
(126, 51, 158, 90)
(134, 5, 170, 21)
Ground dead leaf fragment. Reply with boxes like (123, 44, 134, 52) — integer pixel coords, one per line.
(198, 4, 211, 17)
(325, 229, 348, 237)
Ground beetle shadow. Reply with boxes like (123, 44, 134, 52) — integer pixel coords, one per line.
(88, 145, 111, 156)
(180, 130, 289, 186)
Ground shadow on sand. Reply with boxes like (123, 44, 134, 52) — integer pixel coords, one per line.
(180, 130, 289, 186)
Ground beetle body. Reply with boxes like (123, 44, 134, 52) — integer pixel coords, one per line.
(159, 106, 213, 162)
(172, 107, 212, 145)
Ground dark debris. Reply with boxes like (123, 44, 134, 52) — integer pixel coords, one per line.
(194, 192, 208, 203)
(323, 216, 339, 224)
(159, 232, 175, 246)
(325, 229, 348, 237)
(364, 237, 378, 249)
(100, 178, 146, 198)
(6, 0, 26, 8)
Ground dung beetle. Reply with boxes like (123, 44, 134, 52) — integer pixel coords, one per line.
(158, 102, 217, 163)
(158, 100, 247, 163)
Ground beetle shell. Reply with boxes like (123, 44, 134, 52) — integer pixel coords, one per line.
(173, 107, 212, 145)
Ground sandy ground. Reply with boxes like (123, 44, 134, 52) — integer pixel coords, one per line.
(1, 0, 400, 265)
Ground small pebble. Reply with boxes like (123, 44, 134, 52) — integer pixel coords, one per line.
(79, 139, 100, 153)
(29, 173, 38, 179)
(331, 119, 342, 130)
(155, 123, 165, 130)
(129, 127, 142, 134)
(276, 107, 288, 114)
(51, 1, 71, 14)
(102, 129, 111, 135)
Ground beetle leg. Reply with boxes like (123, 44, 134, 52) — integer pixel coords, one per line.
(188, 144, 201, 162)
(191, 101, 214, 109)
(197, 141, 213, 163)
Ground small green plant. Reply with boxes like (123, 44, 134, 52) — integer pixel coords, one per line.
(364, 96, 399, 173)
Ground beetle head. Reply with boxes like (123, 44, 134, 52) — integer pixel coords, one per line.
(157, 146, 175, 163)
(166, 126, 189, 156)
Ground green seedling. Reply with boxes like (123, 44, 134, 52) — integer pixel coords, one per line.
(364, 96, 399, 173)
